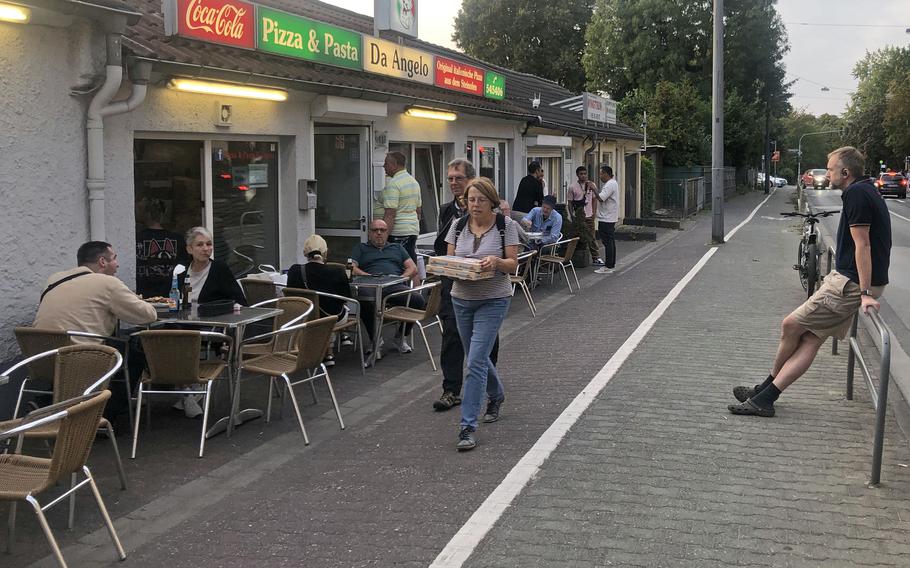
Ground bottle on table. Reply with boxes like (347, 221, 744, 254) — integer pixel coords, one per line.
(168, 276, 181, 312)
(346, 258, 354, 279)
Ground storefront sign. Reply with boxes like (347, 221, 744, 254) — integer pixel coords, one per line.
(165, 0, 256, 49)
(434, 56, 484, 96)
(374, 0, 417, 38)
(484, 72, 505, 100)
(364, 36, 433, 85)
(583, 92, 617, 124)
(257, 7, 361, 70)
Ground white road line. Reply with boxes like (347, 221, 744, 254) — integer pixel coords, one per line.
(430, 189, 779, 568)
(890, 209, 910, 224)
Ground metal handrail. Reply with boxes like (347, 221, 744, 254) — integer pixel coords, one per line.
(826, 246, 838, 355)
(845, 308, 892, 486)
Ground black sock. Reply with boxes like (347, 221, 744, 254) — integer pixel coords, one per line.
(751, 383, 781, 408)
(753, 374, 774, 394)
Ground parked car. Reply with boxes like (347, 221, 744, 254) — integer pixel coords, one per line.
(874, 172, 907, 199)
(773, 176, 788, 188)
(799, 169, 828, 190)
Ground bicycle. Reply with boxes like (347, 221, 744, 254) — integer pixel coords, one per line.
(781, 209, 839, 298)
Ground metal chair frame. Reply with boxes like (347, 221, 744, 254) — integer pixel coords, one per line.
(378, 282, 442, 371)
(511, 250, 539, 317)
(538, 237, 581, 293)
(282, 287, 367, 374)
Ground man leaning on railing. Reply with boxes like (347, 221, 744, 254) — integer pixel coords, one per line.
(728, 146, 892, 417)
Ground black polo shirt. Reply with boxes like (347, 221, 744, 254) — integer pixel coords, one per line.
(835, 178, 891, 286)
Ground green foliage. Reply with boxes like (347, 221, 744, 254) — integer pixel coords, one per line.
(844, 46, 910, 170)
(776, 111, 844, 180)
(641, 156, 656, 213)
(584, 0, 790, 168)
(453, 0, 595, 93)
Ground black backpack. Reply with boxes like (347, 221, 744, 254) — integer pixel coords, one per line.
(453, 213, 507, 258)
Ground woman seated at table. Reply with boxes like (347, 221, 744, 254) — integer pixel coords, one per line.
(287, 235, 352, 366)
(178, 226, 247, 307)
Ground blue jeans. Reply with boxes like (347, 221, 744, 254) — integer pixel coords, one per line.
(452, 296, 510, 429)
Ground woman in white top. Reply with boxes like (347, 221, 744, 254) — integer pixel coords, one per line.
(445, 177, 519, 451)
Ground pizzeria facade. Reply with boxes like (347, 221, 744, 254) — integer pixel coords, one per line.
(0, 0, 642, 365)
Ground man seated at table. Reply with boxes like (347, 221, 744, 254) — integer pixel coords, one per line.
(350, 220, 425, 354)
(520, 194, 563, 246)
(33, 241, 158, 418)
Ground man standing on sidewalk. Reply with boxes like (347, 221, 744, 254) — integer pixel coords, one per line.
(567, 166, 602, 266)
(595, 165, 619, 274)
(377, 151, 422, 262)
(432, 159, 499, 411)
(729, 146, 891, 417)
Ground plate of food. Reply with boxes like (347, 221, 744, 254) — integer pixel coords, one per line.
(143, 296, 175, 311)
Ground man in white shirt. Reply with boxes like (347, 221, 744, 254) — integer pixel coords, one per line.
(595, 166, 620, 274)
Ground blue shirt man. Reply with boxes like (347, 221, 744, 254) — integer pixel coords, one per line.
(521, 195, 562, 245)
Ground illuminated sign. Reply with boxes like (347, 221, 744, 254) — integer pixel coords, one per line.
(484, 72, 505, 100)
(364, 36, 433, 84)
(165, 0, 256, 49)
(435, 56, 483, 96)
(257, 7, 361, 69)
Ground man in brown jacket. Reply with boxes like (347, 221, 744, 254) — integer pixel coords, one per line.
(34, 241, 158, 336)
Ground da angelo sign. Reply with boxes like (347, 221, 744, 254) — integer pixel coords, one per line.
(435, 56, 484, 96)
(257, 7, 361, 70)
(165, 0, 256, 49)
(363, 36, 433, 85)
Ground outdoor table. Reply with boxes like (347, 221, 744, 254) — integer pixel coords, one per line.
(350, 275, 408, 367)
(155, 306, 282, 437)
(524, 232, 549, 287)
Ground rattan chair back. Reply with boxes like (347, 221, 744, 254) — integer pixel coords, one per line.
(240, 278, 277, 305)
(282, 287, 320, 320)
(47, 390, 111, 484)
(292, 316, 337, 373)
(422, 283, 443, 320)
(52, 345, 121, 402)
(554, 238, 579, 262)
(137, 330, 202, 386)
(14, 327, 72, 390)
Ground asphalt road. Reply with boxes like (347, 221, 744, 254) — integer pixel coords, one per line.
(804, 187, 910, 354)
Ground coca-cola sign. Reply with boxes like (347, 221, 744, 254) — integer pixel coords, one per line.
(165, 0, 256, 49)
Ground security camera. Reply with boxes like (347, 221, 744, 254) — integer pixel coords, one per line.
(531, 93, 541, 109)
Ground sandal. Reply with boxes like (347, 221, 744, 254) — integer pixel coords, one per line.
(728, 399, 775, 417)
(732, 385, 755, 403)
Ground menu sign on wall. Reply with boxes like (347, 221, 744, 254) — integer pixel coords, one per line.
(583, 92, 617, 124)
(434, 57, 484, 96)
(257, 7, 361, 69)
(166, 0, 256, 49)
(363, 36, 433, 85)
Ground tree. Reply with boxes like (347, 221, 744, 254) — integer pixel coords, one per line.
(453, 0, 595, 93)
(844, 46, 910, 170)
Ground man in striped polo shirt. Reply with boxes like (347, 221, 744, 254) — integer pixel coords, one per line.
(377, 151, 422, 261)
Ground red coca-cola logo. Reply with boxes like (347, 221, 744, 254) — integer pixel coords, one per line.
(177, 0, 255, 49)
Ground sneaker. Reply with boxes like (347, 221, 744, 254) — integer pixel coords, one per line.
(323, 354, 336, 368)
(592, 258, 605, 266)
(394, 336, 413, 354)
(456, 427, 476, 451)
(183, 394, 204, 419)
(483, 396, 505, 423)
(433, 391, 462, 411)
(341, 335, 354, 347)
(594, 267, 615, 274)
(172, 398, 184, 411)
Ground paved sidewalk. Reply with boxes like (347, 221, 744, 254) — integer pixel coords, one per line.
(465, 187, 910, 567)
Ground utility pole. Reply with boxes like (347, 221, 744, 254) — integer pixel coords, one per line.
(773, 140, 778, 178)
(711, 0, 724, 243)
(763, 101, 771, 195)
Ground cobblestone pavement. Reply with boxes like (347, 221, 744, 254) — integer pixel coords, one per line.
(8, 188, 909, 568)
(464, 188, 910, 567)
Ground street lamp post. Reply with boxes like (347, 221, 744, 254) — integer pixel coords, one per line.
(797, 128, 845, 182)
(711, 0, 724, 243)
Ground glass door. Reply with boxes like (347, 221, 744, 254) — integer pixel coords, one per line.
(314, 127, 370, 262)
(474, 140, 503, 198)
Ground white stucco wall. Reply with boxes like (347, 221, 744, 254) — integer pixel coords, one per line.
(0, 19, 104, 361)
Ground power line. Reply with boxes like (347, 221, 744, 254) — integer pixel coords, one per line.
(789, 76, 853, 92)
(785, 21, 908, 29)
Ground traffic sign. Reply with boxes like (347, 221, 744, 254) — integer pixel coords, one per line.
(771, 150, 780, 162)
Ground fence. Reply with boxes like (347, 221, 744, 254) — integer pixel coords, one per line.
(655, 177, 705, 218)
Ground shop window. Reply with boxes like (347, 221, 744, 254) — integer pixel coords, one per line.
(387, 142, 441, 235)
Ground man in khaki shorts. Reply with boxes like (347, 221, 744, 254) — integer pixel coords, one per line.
(729, 147, 892, 417)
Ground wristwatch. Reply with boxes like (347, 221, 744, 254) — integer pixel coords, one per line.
(860, 289, 872, 297)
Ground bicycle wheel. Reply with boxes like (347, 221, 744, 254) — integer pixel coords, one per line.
(797, 240, 809, 291)
(805, 243, 818, 298)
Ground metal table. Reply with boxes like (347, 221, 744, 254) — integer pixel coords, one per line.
(350, 275, 408, 366)
(156, 306, 282, 437)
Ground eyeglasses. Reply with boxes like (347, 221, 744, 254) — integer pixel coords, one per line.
(370, 228, 388, 232)
(447, 175, 467, 182)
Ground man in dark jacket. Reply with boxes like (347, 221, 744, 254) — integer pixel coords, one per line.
(512, 161, 545, 215)
(432, 158, 500, 411)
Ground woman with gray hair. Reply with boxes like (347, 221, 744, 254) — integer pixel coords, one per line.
(177, 226, 246, 307)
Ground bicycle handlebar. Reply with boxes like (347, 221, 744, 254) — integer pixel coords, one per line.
(780, 210, 840, 218)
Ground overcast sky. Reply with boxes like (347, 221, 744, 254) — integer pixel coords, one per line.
(322, 0, 909, 117)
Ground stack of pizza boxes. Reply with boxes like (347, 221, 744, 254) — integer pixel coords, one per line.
(426, 256, 495, 280)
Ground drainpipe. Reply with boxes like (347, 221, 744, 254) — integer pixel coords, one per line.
(86, 35, 151, 240)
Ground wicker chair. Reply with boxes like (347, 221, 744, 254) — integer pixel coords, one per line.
(239, 277, 278, 306)
(538, 237, 581, 293)
(0, 390, 127, 566)
(378, 282, 442, 371)
(240, 316, 343, 444)
(14, 326, 136, 429)
(283, 287, 366, 374)
(511, 250, 539, 317)
(0, 344, 126, 530)
(132, 330, 230, 458)
(242, 297, 314, 358)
